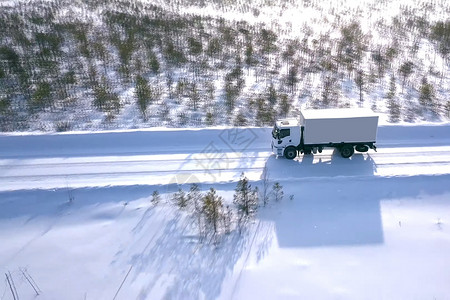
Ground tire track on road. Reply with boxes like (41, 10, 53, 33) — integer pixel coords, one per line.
(2, 145, 450, 191)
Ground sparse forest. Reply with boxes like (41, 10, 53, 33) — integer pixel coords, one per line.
(0, 0, 449, 131)
(149, 172, 287, 245)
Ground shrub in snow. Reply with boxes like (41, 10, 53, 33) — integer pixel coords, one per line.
(151, 190, 161, 205)
(272, 182, 284, 202)
(55, 121, 72, 132)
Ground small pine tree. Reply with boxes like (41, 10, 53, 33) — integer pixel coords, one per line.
(31, 81, 52, 110)
(151, 190, 161, 205)
(173, 188, 188, 209)
(234, 111, 248, 126)
(387, 74, 396, 100)
(419, 77, 434, 109)
(187, 183, 202, 204)
(261, 165, 270, 207)
(0, 97, 10, 114)
(207, 37, 221, 58)
(321, 75, 339, 107)
(267, 83, 277, 106)
(135, 75, 152, 119)
(388, 99, 401, 122)
(445, 101, 450, 118)
(355, 70, 364, 105)
(234, 173, 258, 222)
(286, 65, 298, 93)
(245, 41, 254, 71)
(202, 188, 224, 236)
(399, 61, 414, 90)
(149, 52, 160, 75)
(93, 76, 121, 114)
(187, 37, 202, 56)
(205, 111, 215, 126)
(256, 97, 275, 125)
(387, 74, 401, 122)
(190, 82, 201, 111)
(279, 94, 291, 118)
(223, 205, 233, 234)
(187, 183, 204, 239)
(272, 182, 284, 202)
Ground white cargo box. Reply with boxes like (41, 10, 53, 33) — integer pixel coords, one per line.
(299, 108, 378, 145)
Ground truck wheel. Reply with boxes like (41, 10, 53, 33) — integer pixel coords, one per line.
(340, 145, 354, 158)
(284, 147, 297, 160)
(355, 145, 369, 152)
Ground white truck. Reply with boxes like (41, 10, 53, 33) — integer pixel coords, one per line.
(272, 108, 379, 159)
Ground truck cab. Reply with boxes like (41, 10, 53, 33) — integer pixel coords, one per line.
(271, 118, 301, 158)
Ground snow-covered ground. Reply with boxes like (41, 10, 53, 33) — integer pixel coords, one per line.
(1, 125, 450, 299)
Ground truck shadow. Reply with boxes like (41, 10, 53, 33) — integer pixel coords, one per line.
(261, 151, 381, 248)
(265, 150, 376, 180)
(263, 190, 384, 248)
(261, 153, 450, 248)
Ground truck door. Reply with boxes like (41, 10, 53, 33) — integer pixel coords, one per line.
(277, 128, 291, 146)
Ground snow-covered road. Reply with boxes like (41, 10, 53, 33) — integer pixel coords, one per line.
(1, 125, 450, 191)
(1, 125, 450, 300)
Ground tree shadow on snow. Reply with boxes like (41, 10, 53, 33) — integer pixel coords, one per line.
(124, 208, 250, 300)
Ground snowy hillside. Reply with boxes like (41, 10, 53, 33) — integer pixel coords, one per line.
(1, 125, 450, 299)
(0, 0, 449, 132)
